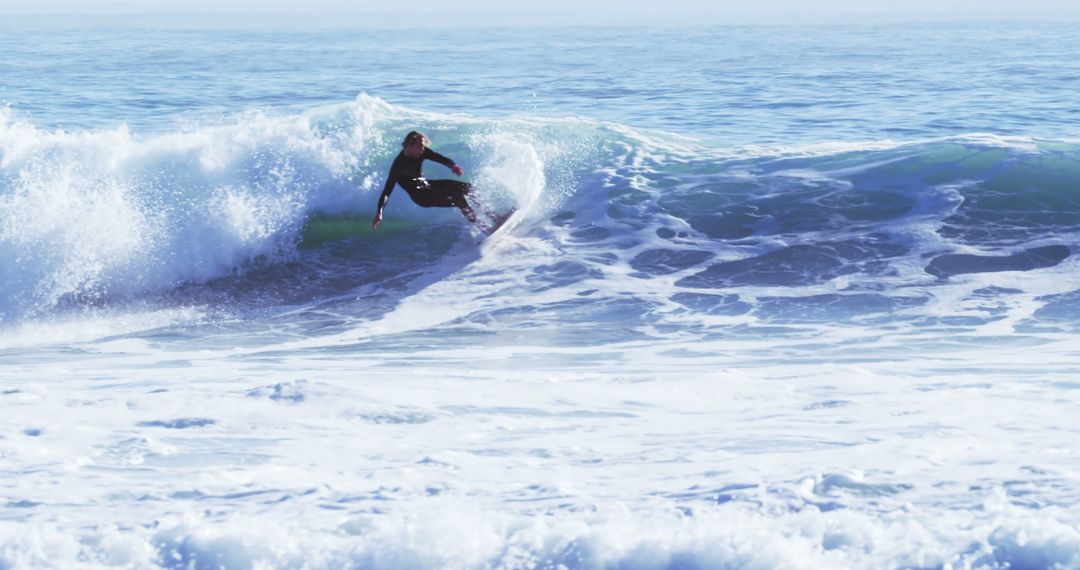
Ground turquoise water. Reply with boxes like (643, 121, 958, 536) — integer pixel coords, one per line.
(1, 17, 1079, 569)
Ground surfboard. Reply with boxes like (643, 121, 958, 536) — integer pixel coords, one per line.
(478, 208, 519, 246)
(486, 209, 517, 235)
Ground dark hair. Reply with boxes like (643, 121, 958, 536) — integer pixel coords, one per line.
(401, 130, 431, 148)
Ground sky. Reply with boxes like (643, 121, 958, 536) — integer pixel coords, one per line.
(3, 0, 1079, 26)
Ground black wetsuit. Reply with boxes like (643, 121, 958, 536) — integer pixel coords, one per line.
(378, 148, 476, 222)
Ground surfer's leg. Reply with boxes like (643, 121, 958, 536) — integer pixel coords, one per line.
(468, 190, 497, 223)
(449, 180, 497, 224)
(428, 180, 484, 227)
(452, 194, 478, 224)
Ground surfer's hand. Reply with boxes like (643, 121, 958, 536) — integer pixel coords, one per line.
(371, 214, 382, 230)
(451, 164, 464, 176)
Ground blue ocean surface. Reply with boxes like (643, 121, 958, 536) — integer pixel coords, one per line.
(1, 15, 1080, 569)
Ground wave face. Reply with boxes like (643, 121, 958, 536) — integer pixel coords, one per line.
(2, 98, 1079, 335)
(0, 96, 597, 324)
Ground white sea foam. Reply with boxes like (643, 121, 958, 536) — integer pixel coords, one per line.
(0, 109, 356, 322)
(2, 341, 1079, 569)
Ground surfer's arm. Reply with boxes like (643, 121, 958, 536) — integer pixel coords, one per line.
(423, 148, 464, 176)
(372, 176, 395, 230)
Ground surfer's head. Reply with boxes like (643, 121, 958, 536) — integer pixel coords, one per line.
(401, 130, 429, 158)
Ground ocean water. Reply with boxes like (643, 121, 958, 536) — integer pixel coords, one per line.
(2, 17, 1080, 569)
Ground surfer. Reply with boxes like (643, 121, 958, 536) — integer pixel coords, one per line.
(371, 131, 491, 231)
